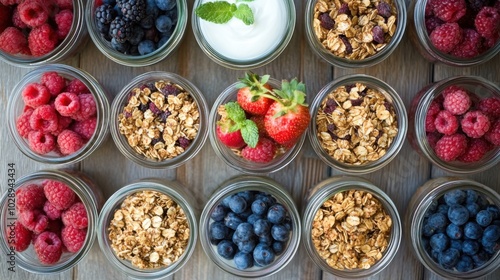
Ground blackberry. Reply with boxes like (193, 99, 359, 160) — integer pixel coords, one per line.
(95, 5, 115, 25)
(109, 16, 132, 43)
(120, 0, 146, 22)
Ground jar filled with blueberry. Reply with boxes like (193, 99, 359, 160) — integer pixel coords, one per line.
(199, 176, 301, 277)
(406, 177, 500, 278)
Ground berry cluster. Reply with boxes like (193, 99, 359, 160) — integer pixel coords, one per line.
(13, 180, 88, 264)
(209, 191, 292, 269)
(94, 0, 177, 55)
(422, 189, 500, 272)
(0, 0, 74, 57)
(425, 85, 499, 162)
(15, 71, 97, 156)
(425, 0, 500, 58)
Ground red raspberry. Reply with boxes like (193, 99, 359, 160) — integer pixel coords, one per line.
(458, 138, 492, 162)
(18, 0, 49, 28)
(427, 132, 441, 150)
(15, 183, 46, 211)
(425, 100, 441, 132)
(430, 22, 463, 53)
(483, 32, 500, 48)
(426, 16, 444, 34)
(65, 79, 89, 95)
(43, 201, 62, 220)
(55, 0, 73, 10)
(29, 104, 59, 133)
(41, 71, 67, 96)
(0, 27, 28, 55)
(52, 115, 73, 136)
(54, 92, 81, 116)
(28, 130, 56, 154)
(34, 231, 62, 264)
(450, 29, 482, 58)
(57, 129, 84, 155)
(54, 9, 73, 39)
(18, 209, 49, 234)
(0, 0, 21, 5)
(434, 110, 459, 135)
(485, 119, 500, 145)
(461, 110, 491, 138)
(434, 133, 468, 161)
(28, 23, 58, 57)
(479, 97, 500, 118)
(43, 179, 76, 210)
(241, 137, 277, 163)
(72, 93, 97, 121)
(432, 0, 467, 22)
(442, 87, 471, 115)
(475, 6, 500, 38)
(16, 108, 34, 138)
(12, 6, 27, 29)
(62, 202, 88, 229)
(0, 4, 11, 33)
(13, 221, 32, 252)
(72, 117, 97, 140)
(61, 226, 86, 253)
(22, 83, 51, 108)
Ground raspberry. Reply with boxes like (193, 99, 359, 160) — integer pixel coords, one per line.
(43, 201, 62, 220)
(0, 4, 10, 33)
(427, 132, 441, 150)
(426, 101, 442, 132)
(29, 104, 59, 133)
(13, 221, 32, 252)
(57, 129, 84, 155)
(54, 92, 81, 117)
(434, 133, 468, 161)
(16, 108, 34, 138)
(65, 79, 89, 95)
(12, 7, 28, 29)
(458, 138, 492, 162)
(28, 23, 58, 57)
(72, 93, 97, 121)
(450, 28, 482, 58)
(430, 22, 463, 53)
(0, 0, 21, 5)
(15, 183, 46, 211)
(442, 87, 471, 115)
(0, 27, 28, 55)
(52, 115, 73, 136)
(54, 9, 73, 40)
(484, 119, 500, 145)
(72, 117, 97, 140)
(478, 97, 500, 118)
(41, 71, 67, 96)
(61, 226, 86, 253)
(22, 83, 51, 108)
(28, 130, 56, 154)
(18, 0, 49, 28)
(61, 202, 88, 229)
(18, 209, 49, 234)
(426, 16, 444, 34)
(241, 137, 277, 163)
(460, 110, 491, 138)
(55, 0, 73, 10)
(34, 231, 62, 264)
(432, 0, 467, 22)
(475, 6, 500, 38)
(434, 110, 459, 135)
(43, 179, 76, 210)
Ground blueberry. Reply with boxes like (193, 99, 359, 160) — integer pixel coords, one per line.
(146, 0, 160, 17)
(464, 222, 483, 240)
(466, 203, 480, 217)
(224, 212, 243, 230)
(482, 225, 500, 242)
(254, 219, 271, 238)
(427, 212, 448, 232)
(234, 223, 254, 241)
(128, 24, 145, 45)
(210, 221, 229, 240)
(283, 217, 292, 231)
(247, 214, 262, 225)
(448, 204, 469, 226)
(111, 37, 130, 53)
(211, 205, 227, 222)
(259, 234, 273, 246)
(237, 191, 255, 203)
(255, 193, 276, 206)
(449, 239, 462, 250)
(476, 195, 489, 209)
(446, 223, 463, 240)
(462, 239, 480, 255)
(234, 251, 253, 269)
(140, 14, 155, 29)
(166, 7, 178, 24)
(481, 237, 500, 255)
(217, 240, 237, 260)
(430, 249, 440, 261)
(272, 241, 285, 255)
(228, 195, 247, 214)
(251, 200, 269, 216)
(155, 15, 172, 33)
(471, 250, 489, 267)
(486, 205, 500, 219)
(422, 224, 437, 237)
(221, 195, 233, 208)
(238, 208, 253, 220)
(476, 210, 493, 227)
(237, 239, 256, 254)
(465, 190, 478, 204)
(437, 204, 449, 215)
(253, 243, 275, 266)
(456, 255, 474, 272)
(267, 204, 287, 224)
(155, 0, 176, 11)
(444, 190, 466, 206)
(430, 233, 449, 252)
(438, 248, 460, 268)
(138, 40, 156, 55)
(271, 224, 290, 242)
(427, 200, 439, 214)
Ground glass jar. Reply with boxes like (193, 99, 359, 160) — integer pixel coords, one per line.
(110, 71, 209, 169)
(405, 177, 500, 279)
(7, 64, 110, 165)
(208, 78, 307, 174)
(408, 76, 500, 174)
(308, 74, 408, 174)
(96, 178, 198, 279)
(191, 0, 295, 69)
(0, 169, 103, 274)
(408, 0, 500, 67)
(199, 175, 301, 277)
(304, 0, 407, 68)
(0, 0, 88, 67)
(302, 176, 402, 278)
(85, 0, 187, 67)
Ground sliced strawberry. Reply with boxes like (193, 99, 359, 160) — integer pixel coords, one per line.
(236, 72, 275, 115)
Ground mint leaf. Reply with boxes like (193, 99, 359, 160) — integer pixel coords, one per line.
(195, 2, 236, 24)
(233, 4, 254, 25)
(240, 120, 259, 148)
(236, 0, 254, 2)
(224, 102, 246, 123)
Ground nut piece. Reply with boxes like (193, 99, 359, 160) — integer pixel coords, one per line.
(311, 190, 392, 270)
(108, 190, 190, 269)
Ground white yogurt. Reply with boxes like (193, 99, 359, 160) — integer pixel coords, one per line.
(198, 0, 289, 62)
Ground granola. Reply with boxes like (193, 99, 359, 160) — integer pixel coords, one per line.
(108, 190, 190, 269)
(311, 190, 392, 269)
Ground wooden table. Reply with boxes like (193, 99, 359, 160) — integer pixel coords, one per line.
(1, 1, 499, 279)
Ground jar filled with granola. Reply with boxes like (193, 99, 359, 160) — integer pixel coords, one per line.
(97, 178, 198, 279)
(302, 176, 401, 278)
(305, 0, 407, 68)
(110, 71, 209, 169)
(308, 74, 407, 174)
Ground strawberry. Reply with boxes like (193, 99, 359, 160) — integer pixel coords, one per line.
(236, 72, 275, 115)
(216, 102, 259, 148)
(241, 137, 277, 163)
(216, 125, 246, 149)
(250, 115, 268, 138)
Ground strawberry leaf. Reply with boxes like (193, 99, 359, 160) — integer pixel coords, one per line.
(240, 119, 259, 148)
(260, 74, 270, 85)
(225, 102, 246, 123)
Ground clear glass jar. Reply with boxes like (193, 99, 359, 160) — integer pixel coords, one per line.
(0, 169, 103, 274)
(97, 178, 198, 279)
(308, 74, 408, 174)
(7, 64, 110, 165)
(408, 0, 500, 67)
(405, 177, 500, 279)
(85, 0, 187, 67)
(110, 71, 209, 169)
(302, 176, 402, 278)
(199, 175, 301, 277)
(408, 76, 500, 174)
(191, 0, 296, 69)
(304, 0, 407, 68)
(208, 78, 307, 174)
(0, 0, 88, 68)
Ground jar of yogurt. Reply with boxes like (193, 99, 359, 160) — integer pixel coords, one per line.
(192, 0, 295, 69)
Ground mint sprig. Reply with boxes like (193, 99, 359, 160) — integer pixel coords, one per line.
(224, 102, 259, 147)
(196, 0, 255, 25)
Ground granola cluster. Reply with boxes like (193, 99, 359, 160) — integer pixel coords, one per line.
(108, 190, 190, 269)
(316, 83, 398, 164)
(313, 0, 397, 59)
(311, 190, 392, 269)
(118, 80, 200, 160)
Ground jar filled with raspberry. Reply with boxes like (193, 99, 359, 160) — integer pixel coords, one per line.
(408, 76, 500, 173)
(409, 0, 500, 66)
